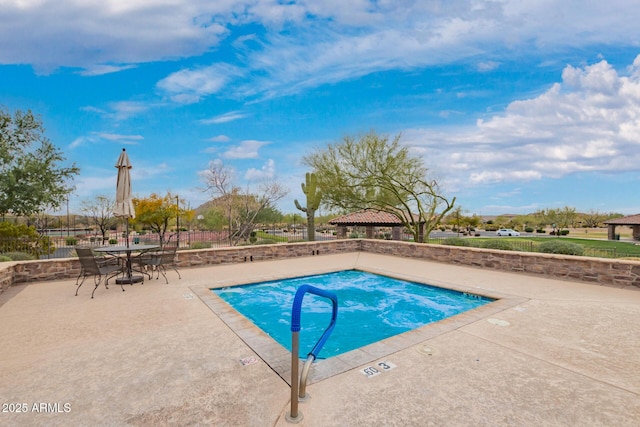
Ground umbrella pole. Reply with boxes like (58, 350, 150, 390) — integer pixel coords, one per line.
(125, 220, 132, 279)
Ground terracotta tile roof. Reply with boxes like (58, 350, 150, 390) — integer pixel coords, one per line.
(603, 214, 640, 225)
(329, 209, 404, 226)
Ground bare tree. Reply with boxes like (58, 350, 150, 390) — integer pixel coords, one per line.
(81, 195, 115, 243)
(202, 160, 288, 245)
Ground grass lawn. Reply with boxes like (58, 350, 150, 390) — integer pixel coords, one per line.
(472, 236, 640, 258)
(254, 230, 288, 243)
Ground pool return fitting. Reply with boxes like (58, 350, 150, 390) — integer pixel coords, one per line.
(286, 285, 338, 424)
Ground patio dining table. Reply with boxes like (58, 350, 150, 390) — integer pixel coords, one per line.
(94, 244, 159, 284)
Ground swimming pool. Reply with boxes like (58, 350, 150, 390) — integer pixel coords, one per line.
(213, 269, 493, 359)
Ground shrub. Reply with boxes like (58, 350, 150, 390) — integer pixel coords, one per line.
(240, 238, 279, 246)
(0, 255, 12, 262)
(536, 229, 546, 233)
(442, 237, 470, 247)
(0, 222, 54, 257)
(109, 239, 117, 244)
(65, 237, 78, 246)
(480, 240, 513, 251)
(189, 242, 211, 249)
(560, 229, 570, 235)
(524, 227, 534, 233)
(538, 240, 584, 256)
(2, 252, 36, 261)
(255, 238, 278, 245)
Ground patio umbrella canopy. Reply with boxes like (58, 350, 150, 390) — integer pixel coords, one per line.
(114, 148, 135, 220)
(114, 148, 135, 248)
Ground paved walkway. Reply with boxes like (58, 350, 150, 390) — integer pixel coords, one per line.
(1, 253, 639, 426)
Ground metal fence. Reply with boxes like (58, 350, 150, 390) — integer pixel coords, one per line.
(429, 237, 640, 260)
(0, 229, 339, 259)
(1, 230, 638, 260)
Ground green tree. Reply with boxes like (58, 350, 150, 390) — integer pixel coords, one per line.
(445, 206, 464, 233)
(294, 172, 323, 241)
(0, 107, 79, 216)
(581, 210, 606, 228)
(255, 205, 283, 225)
(283, 213, 304, 230)
(531, 210, 548, 229)
(544, 206, 577, 234)
(198, 207, 227, 230)
(303, 131, 455, 243)
(445, 207, 480, 234)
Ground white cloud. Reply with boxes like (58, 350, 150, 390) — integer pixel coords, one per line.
(403, 55, 640, 190)
(156, 64, 243, 104)
(95, 133, 144, 143)
(82, 100, 160, 121)
(199, 111, 247, 124)
(207, 135, 231, 142)
(245, 159, 275, 181)
(73, 174, 116, 198)
(230, 1, 640, 99)
(3, 1, 639, 97)
(0, 0, 229, 73)
(78, 64, 137, 76)
(477, 61, 499, 72)
(69, 132, 144, 148)
(222, 140, 269, 159)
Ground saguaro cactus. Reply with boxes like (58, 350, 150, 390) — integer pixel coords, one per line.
(294, 172, 323, 241)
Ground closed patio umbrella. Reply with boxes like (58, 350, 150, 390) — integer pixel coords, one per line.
(114, 148, 137, 283)
(114, 148, 135, 224)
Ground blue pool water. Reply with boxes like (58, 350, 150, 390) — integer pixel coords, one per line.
(213, 270, 493, 359)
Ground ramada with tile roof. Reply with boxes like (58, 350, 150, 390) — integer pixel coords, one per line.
(329, 209, 426, 240)
(603, 213, 640, 240)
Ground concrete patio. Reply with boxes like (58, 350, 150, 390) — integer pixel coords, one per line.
(1, 252, 639, 426)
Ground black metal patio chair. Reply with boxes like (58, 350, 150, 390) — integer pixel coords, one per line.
(137, 244, 181, 284)
(75, 246, 125, 298)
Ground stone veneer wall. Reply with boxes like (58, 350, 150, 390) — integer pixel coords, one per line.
(0, 240, 359, 295)
(1, 239, 639, 295)
(360, 240, 640, 288)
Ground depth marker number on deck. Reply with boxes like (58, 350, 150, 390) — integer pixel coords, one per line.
(240, 356, 258, 366)
(360, 361, 397, 378)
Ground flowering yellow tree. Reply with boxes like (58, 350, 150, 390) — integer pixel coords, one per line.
(133, 192, 188, 246)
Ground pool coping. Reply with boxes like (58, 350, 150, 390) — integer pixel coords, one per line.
(191, 266, 528, 386)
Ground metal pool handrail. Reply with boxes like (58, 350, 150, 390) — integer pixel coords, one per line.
(286, 285, 338, 424)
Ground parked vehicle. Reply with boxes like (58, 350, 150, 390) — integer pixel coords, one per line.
(496, 228, 520, 236)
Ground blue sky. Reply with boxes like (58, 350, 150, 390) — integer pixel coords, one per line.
(2, 1, 640, 217)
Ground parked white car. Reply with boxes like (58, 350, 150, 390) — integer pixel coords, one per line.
(496, 228, 520, 236)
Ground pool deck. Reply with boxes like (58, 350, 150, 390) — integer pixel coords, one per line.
(1, 252, 639, 426)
